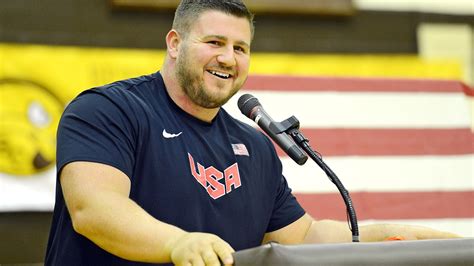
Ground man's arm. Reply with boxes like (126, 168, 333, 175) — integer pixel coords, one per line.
(61, 161, 234, 265)
(262, 213, 461, 245)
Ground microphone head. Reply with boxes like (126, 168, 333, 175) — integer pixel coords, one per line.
(238, 94, 260, 118)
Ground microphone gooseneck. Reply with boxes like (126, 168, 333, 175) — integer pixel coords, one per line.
(237, 93, 359, 242)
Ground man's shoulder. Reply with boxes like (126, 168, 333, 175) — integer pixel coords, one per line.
(222, 110, 254, 132)
(220, 109, 271, 146)
(94, 71, 162, 94)
(63, 72, 164, 125)
(70, 71, 162, 109)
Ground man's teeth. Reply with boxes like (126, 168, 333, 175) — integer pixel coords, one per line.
(208, 70, 231, 79)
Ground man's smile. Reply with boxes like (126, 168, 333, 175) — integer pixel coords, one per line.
(206, 69, 233, 80)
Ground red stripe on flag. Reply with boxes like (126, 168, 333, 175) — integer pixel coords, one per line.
(295, 191, 474, 220)
(271, 128, 474, 156)
(244, 75, 473, 95)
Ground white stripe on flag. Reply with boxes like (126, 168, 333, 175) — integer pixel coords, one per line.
(281, 155, 474, 193)
(224, 91, 471, 128)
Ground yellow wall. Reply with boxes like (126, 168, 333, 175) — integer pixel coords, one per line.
(0, 42, 470, 175)
(0, 43, 464, 102)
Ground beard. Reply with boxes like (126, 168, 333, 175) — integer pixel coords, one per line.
(175, 45, 242, 109)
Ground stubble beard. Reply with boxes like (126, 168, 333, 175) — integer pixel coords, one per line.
(176, 45, 242, 109)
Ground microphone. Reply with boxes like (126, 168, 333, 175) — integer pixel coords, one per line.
(238, 94, 308, 165)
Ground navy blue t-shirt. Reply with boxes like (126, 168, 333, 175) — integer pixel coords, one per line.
(45, 71, 305, 265)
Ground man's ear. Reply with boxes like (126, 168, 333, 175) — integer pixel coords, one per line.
(166, 30, 181, 59)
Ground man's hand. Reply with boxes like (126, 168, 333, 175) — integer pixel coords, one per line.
(167, 232, 235, 266)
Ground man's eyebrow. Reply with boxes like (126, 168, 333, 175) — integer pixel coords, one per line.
(205, 35, 250, 48)
(235, 40, 250, 49)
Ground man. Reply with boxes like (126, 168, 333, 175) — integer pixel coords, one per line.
(45, 1, 459, 265)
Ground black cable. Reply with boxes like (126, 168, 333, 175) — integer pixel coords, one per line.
(288, 129, 360, 242)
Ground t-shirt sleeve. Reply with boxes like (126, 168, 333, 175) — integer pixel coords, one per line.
(261, 135, 306, 232)
(56, 89, 137, 178)
(266, 174, 306, 232)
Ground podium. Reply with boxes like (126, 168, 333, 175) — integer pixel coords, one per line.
(233, 238, 474, 266)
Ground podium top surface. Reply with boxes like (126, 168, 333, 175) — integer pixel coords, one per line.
(233, 238, 474, 266)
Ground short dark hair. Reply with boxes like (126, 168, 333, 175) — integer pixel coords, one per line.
(173, 0, 254, 39)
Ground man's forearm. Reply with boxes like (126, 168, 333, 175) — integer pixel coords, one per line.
(71, 190, 186, 263)
(302, 219, 461, 243)
(302, 219, 352, 243)
(302, 221, 396, 243)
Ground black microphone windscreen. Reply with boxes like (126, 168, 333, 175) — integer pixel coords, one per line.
(238, 94, 260, 117)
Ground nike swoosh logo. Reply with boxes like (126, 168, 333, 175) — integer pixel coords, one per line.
(162, 129, 182, 139)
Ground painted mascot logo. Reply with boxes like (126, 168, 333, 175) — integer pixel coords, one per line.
(0, 79, 64, 175)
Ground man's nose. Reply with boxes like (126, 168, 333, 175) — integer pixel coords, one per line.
(217, 46, 236, 67)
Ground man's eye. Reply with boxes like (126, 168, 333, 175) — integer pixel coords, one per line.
(235, 46, 246, 53)
(208, 41, 221, 46)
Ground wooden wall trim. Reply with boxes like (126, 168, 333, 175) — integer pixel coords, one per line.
(109, 0, 355, 16)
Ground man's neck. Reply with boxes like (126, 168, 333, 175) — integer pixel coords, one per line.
(160, 66, 219, 123)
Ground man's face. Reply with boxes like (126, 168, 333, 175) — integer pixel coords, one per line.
(175, 10, 252, 109)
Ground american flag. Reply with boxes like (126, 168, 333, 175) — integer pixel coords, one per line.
(232, 143, 250, 156)
(225, 74, 474, 237)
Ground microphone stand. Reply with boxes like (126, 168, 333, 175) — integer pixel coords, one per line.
(269, 116, 360, 242)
